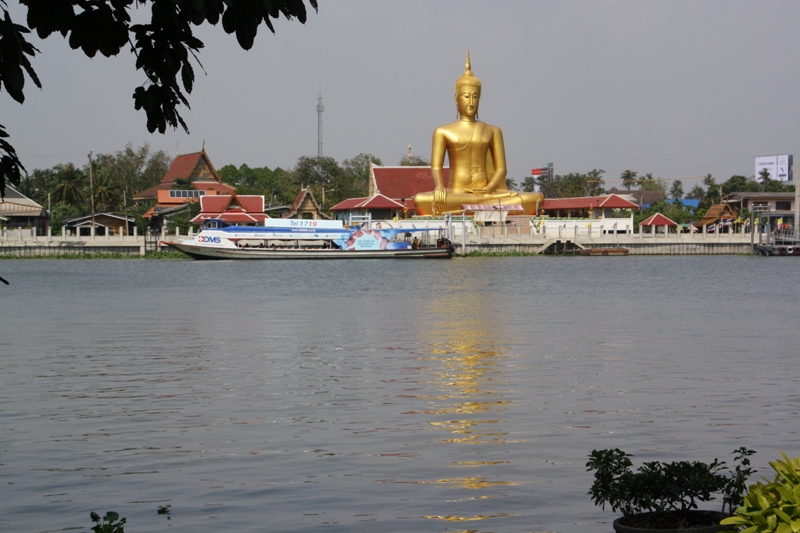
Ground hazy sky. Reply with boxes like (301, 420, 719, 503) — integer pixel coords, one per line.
(4, 1, 799, 190)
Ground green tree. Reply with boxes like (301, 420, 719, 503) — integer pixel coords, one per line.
(342, 153, 382, 196)
(669, 179, 684, 201)
(721, 175, 756, 194)
(586, 168, 605, 196)
(51, 163, 86, 206)
(94, 142, 171, 196)
(49, 201, 83, 234)
(290, 156, 347, 208)
(506, 177, 519, 191)
(92, 169, 121, 211)
(686, 184, 705, 202)
(758, 168, 772, 192)
(621, 169, 637, 191)
(638, 173, 668, 197)
(17, 173, 37, 198)
(0, 0, 318, 197)
(522, 176, 537, 193)
(537, 170, 605, 198)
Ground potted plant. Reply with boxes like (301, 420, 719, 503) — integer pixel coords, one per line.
(587, 447, 755, 532)
(719, 452, 800, 533)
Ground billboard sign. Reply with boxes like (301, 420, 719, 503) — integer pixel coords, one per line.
(755, 154, 792, 182)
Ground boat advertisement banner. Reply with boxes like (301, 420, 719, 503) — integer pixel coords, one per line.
(335, 229, 411, 251)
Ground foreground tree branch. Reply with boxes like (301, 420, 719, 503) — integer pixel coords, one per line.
(0, 0, 318, 197)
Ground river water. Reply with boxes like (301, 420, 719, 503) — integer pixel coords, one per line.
(1, 256, 798, 533)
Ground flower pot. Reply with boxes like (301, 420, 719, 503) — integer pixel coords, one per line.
(612, 510, 730, 533)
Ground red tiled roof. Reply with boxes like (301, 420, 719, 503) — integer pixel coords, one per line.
(189, 194, 268, 224)
(641, 213, 678, 226)
(199, 194, 264, 214)
(330, 194, 402, 211)
(163, 151, 221, 183)
(598, 194, 640, 209)
(543, 194, 638, 211)
(133, 150, 230, 199)
(330, 197, 368, 211)
(372, 166, 449, 199)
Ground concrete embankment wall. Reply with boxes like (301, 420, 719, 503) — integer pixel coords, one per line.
(621, 241, 752, 255)
(455, 234, 756, 255)
(0, 243, 146, 257)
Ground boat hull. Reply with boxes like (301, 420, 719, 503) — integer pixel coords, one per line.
(165, 242, 453, 260)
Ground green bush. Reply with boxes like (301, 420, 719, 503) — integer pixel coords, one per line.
(587, 447, 755, 517)
(720, 452, 800, 533)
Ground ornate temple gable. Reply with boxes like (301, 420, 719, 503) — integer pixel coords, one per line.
(283, 188, 330, 220)
(189, 153, 221, 182)
(695, 203, 737, 227)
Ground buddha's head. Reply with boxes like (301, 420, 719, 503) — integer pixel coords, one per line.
(455, 52, 481, 119)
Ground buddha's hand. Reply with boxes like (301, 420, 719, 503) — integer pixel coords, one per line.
(464, 185, 493, 194)
(434, 186, 447, 207)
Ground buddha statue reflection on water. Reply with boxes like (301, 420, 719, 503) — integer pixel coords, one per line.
(413, 53, 543, 216)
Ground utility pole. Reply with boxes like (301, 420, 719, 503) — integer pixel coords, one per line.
(88, 152, 95, 238)
(317, 93, 324, 158)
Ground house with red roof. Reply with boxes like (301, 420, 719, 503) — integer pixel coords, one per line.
(133, 149, 234, 201)
(133, 149, 236, 228)
(542, 194, 639, 218)
(189, 194, 268, 226)
(530, 194, 640, 236)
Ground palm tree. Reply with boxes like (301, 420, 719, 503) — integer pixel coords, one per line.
(92, 169, 120, 212)
(522, 176, 537, 193)
(686, 184, 705, 202)
(670, 180, 684, 201)
(758, 168, 771, 192)
(51, 163, 86, 205)
(586, 169, 605, 196)
(506, 177, 519, 191)
(621, 169, 637, 190)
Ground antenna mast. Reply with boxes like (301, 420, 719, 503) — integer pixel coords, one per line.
(317, 93, 324, 158)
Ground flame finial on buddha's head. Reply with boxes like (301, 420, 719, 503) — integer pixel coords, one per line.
(455, 51, 481, 96)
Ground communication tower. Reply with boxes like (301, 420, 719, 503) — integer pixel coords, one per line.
(317, 93, 324, 158)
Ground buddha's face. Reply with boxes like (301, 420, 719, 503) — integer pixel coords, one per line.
(456, 85, 480, 119)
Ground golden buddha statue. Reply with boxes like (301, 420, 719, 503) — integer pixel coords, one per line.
(413, 53, 543, 216)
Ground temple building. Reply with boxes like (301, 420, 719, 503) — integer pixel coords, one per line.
(133, 149, 235, 229)
(330, 165, 445, 220)
(189, 194, 268, 226)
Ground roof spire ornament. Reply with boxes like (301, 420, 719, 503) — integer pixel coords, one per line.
(455, 51, 481, 95)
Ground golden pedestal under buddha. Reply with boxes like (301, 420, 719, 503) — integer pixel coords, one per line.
(413, 53, 543, 216)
